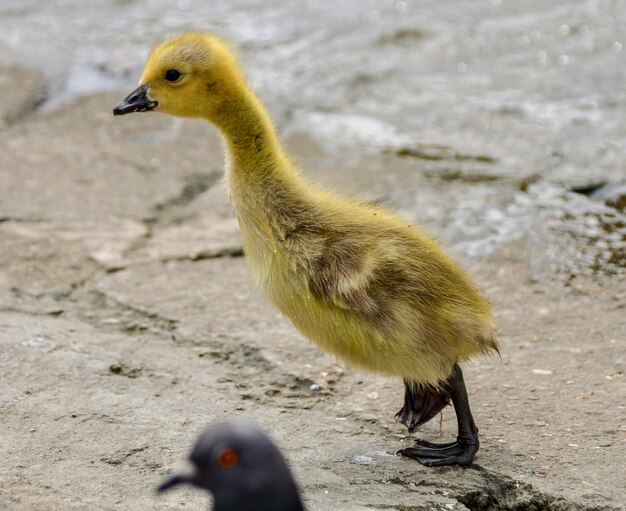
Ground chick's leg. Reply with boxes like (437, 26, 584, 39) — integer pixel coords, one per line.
(398, 364, 479, 467)
(395, 379, 450, 433)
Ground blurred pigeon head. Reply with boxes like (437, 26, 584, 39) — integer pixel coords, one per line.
(158, 419, 304, 511)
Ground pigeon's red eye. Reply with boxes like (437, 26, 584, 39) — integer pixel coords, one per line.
(217, 448, 239, 469)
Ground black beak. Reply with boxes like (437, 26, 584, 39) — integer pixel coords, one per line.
(113, 84, 158, 116)
(156, 473, 194, 493)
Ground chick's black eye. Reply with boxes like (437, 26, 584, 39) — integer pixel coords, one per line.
(164, 69, 182, 82)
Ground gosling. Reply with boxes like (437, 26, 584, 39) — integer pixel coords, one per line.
(114, 33, 499, 467)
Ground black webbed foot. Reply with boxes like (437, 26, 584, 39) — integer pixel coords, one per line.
(399, 364, 480, 467)
(398, 439, 478, 467)
(410, 438, 458, 449)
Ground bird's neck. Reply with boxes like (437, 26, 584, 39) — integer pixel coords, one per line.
(205, 82, 312, 262)
(209, 84, 291, 185)
(213, 487, 304, 511)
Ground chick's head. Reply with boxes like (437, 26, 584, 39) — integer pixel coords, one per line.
(114, 33, 244, 120)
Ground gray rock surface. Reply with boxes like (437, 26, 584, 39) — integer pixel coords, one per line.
(0, 86, 624, 510)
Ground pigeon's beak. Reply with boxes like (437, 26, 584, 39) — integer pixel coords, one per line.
(157, 473, 193, 493)
(157, 460, 197, 493)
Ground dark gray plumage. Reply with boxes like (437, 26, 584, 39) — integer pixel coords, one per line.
(158, 419, 305, 511)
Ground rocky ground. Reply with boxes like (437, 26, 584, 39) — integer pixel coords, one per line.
(0, 65, 625, 511)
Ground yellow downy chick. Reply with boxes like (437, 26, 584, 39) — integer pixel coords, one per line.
(114, 33, 499, 467)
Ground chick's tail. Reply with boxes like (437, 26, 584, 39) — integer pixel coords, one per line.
(479, 328, 500, 358)
(396, 380, 450, 433)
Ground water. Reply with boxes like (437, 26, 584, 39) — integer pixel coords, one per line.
(2, 1, 624, 131)
(1, 0, 625, 276)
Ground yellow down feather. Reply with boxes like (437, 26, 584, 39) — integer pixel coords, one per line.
(134, 33, 498, 386)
